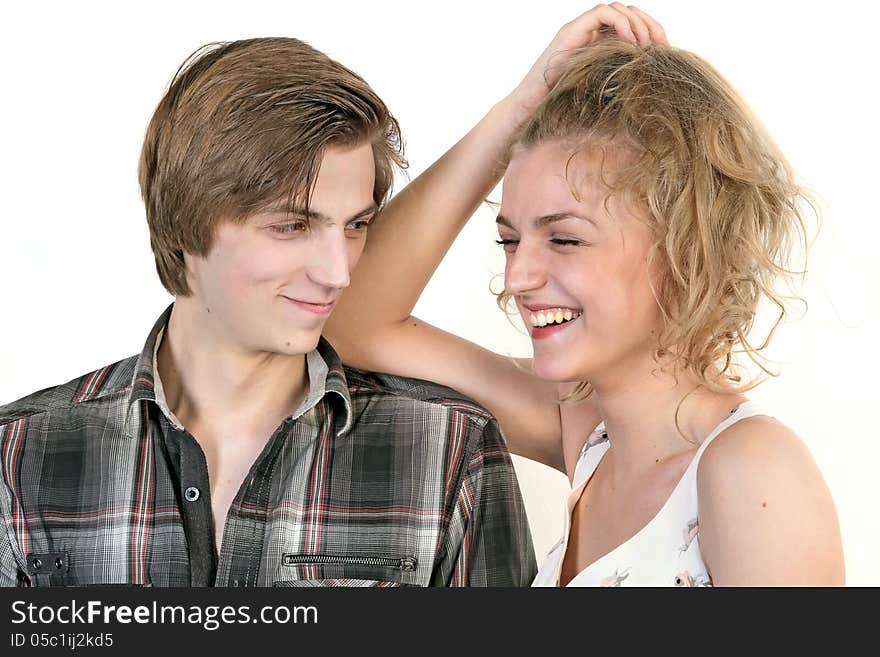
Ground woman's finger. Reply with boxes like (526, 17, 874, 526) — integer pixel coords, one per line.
(556, 4, 639, 47)
(609, 2, 652, 47)
(626, 5, 670, 46)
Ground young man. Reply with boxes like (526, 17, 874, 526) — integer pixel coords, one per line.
(0, 37, 535, 587)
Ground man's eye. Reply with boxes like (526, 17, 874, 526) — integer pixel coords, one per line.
(272, 222, 307, 234)
(346, 220, 371, 231)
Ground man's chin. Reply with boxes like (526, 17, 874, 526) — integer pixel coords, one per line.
(274, 332, 321, 356)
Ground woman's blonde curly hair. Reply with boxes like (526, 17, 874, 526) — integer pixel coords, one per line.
(499, 40, 814, 402)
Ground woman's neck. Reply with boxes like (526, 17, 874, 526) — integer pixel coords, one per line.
(589, 356, 746, 482)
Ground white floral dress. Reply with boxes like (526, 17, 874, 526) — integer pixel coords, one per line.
(532, 401, 766, 587)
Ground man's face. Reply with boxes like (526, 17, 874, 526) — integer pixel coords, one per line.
(185, 142, 377, 355)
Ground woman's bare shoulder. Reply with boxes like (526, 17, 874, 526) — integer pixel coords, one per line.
(697, 414, 845, 585)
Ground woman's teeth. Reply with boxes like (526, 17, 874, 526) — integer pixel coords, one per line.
(529, 308, 582, 328)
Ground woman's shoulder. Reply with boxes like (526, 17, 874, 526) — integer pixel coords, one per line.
(695, 411, 844, 584)
(697, 412, 811, 490)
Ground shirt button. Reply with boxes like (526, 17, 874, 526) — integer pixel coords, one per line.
(184, 486, 201, 502)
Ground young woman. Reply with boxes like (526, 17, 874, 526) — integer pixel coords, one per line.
(324, 4, 844, 586)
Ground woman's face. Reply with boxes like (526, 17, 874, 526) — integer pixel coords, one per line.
(499, 139, 664, 385)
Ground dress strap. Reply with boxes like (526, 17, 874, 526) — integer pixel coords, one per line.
(692, 400, 768, 464)
(572, 423, 610, 489)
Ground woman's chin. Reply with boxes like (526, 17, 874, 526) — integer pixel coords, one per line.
(530, 355, 591, 384)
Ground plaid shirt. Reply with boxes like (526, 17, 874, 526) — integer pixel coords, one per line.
(0, 307, 536, 587)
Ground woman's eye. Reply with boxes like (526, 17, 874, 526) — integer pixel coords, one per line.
(495, 239, 519, 253)
(346, 220, 371, 231)
(550, 238, 584, 247)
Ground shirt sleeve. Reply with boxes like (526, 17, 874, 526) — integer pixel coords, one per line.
(432, 417, 537, 587)
(0, 503, 22, 587)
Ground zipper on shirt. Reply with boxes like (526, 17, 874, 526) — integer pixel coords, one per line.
(282, 553, 418, 572)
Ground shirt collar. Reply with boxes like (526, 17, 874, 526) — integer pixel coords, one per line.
(316, 336, 354, 436)
(151, 323, 184, 430)
(124, 304, 354, 438)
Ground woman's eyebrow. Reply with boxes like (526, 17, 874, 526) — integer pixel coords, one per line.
(495, 212, 597, 228)
(535, 213, 597, 228)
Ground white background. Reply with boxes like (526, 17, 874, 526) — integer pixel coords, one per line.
(1, 1, 878, 584)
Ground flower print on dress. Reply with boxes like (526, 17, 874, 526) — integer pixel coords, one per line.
(579, 426, 610, 459)
(599, 568, 630, 587)
(679, 517, 700, 553)
(674, 571, 712, 587)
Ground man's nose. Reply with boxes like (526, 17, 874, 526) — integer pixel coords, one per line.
(306, 231, 352, 290)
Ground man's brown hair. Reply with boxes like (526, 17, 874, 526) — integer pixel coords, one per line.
(139, 37, 405, 296)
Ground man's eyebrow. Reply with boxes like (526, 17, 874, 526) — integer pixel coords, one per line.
(278, 204, 378, 223)
(495, 212, 596, 228)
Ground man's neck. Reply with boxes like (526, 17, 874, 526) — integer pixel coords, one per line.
(156, 299, 309, 441)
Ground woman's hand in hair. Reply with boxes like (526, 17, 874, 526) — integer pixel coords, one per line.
(507, 3, 669, 122)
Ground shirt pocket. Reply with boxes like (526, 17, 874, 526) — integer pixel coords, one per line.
(24, 551, 153, 587)
(273, 552, 422, 587)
